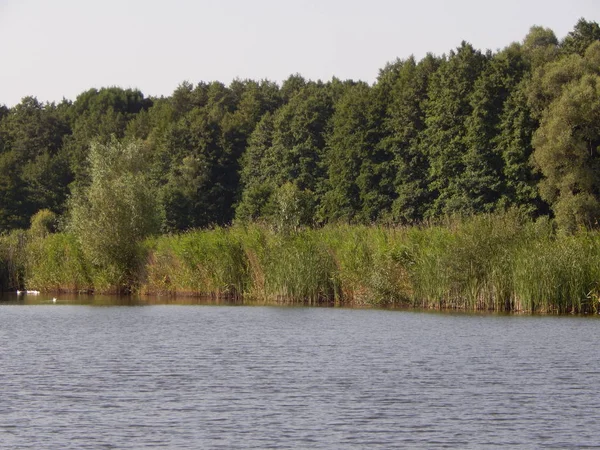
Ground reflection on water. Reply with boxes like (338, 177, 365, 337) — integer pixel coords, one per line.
(1, 294, 600, 449)
(0, 292, 248, 307)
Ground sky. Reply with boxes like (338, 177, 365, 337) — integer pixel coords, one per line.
(0, 0, 598, 107)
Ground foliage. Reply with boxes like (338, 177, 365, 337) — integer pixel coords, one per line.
(384, 55, 440, 223)
(421, 42, 489, 217)
(561, 18, 600, 56)
(0, 18, 599, 241)
(0, 97, 71, 231)
(63, 87, 152, 188)
(68, 139, 163, 291)
(8, 210, 600, 314)
(143, 227, 249, 297)
(24, 232, 91, 292)
(29, 209, 58, 239)
(0, 230, 26, 291)
(138, 212, 600, 312)
(268, 182, 315, 232)
(531, 43, 600, 232)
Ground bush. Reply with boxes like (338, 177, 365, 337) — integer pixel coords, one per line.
(29, 209, 58, 239)
(68, 139, 163, 292)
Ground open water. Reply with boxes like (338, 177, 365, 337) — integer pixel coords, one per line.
(1, 293, 600, 449)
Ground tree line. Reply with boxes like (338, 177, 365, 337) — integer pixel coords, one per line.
(1, 18, 599, 235)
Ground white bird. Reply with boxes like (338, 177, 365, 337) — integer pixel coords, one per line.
(52, 298, 57, 303)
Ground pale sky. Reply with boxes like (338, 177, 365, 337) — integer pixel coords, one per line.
(0, 0, 598, 107)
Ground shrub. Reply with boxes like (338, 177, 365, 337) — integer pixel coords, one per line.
(68, 139, 163, 292)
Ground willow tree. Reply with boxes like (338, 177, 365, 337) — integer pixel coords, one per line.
(69, 139, 163, 291)
(532, 42, 600, 232)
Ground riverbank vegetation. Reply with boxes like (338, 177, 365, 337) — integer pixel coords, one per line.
(1, 19, 600, 312)
(2, 210, 600, 313)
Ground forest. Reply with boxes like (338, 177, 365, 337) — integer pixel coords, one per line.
(1, 18, 600, 232)
(1, 19, 600, 310)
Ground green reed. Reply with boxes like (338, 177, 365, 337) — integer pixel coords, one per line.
(319, 225, 414, 306)
(265, 228, 340, 304)
(25, 232, 92, 292)
(12, 210, 600, 313)
(142, 227, 249, 297)
(512, 230, 600, 313)
(0, 230, 26, 291)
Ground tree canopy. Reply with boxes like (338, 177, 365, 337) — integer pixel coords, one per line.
(1, 18, 599, 234)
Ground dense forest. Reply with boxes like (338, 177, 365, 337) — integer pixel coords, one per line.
(1, 18, 600, 235)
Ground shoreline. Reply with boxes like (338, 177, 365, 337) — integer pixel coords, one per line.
(3, 213, 600, 315)
(2, 290, 597, 316)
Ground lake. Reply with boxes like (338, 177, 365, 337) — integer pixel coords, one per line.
(1, 293, 600, 449)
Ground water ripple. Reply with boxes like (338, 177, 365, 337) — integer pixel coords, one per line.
(1, 303, 600, 448)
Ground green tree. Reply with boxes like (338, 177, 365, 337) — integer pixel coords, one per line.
(236, 113, 278, 222)
(280, 74, 307, 102)
(532, 43, 600, 232)
(0, 151, 29, 231)
(159, 108, 229, 230)
(69, 139, 162, 290)
(381, 54, 440, 223)
(273, 82, 334, 199)
(522, 25, 559, 71)
(462, 44, 529, 214)
(63, 87, 152, 187)
(219, 79, 283, 215)
(236, 81, 333, 224)
(0, 105, 9, 124)
(496, 81, 545, 214)
(320, 82, 373, 222)
(0, 97, 71, 230)
(422, 42, 488, 217)
(29, 209, 58, 239)
(158, 79, 282, 230)
(561, 18, 600, 56)
(269, 182, 315, 232)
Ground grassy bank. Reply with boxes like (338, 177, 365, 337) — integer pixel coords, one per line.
(3, 211, 600, 313)
(0, 231, 25, 292)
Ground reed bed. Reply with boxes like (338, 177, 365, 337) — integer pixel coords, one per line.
(512, 231, 600, 313)
(0, 230, 26, 292)
(25, 232, 92, 293)
(142, 227, 249, 297)
(6, 211, 600, 313)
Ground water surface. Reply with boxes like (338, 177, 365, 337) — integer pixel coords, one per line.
(1, 293, 599, 448)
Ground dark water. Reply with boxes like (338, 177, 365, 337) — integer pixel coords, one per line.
(1, 293, 600, 449)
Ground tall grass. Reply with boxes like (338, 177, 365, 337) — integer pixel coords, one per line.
(512, 230, 600, 313)
(25, 232, 92, 292)
(0, 230, 26, 291)
(406, 212, 534, 310)
(8, 211, 600, 313)
(319, 225, 412, 305)
(262, 229, 339, 304)
(142, 227, 249, 297)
